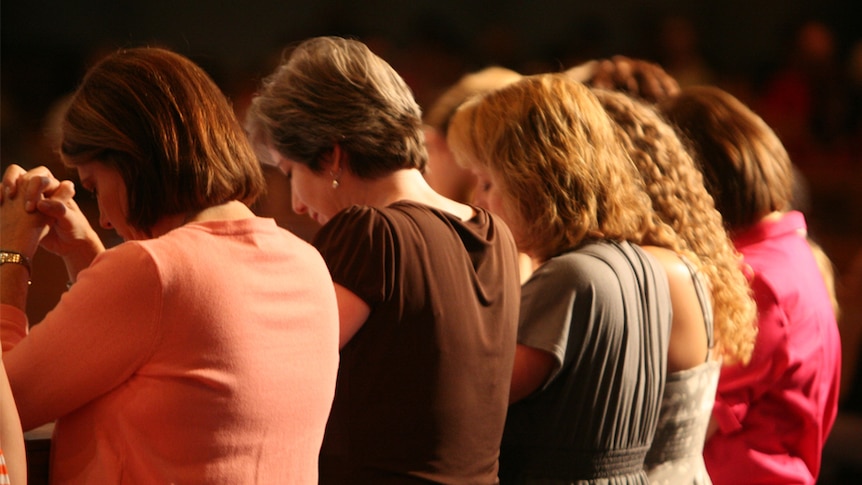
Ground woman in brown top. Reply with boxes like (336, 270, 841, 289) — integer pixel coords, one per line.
(246, 36, 521, 484)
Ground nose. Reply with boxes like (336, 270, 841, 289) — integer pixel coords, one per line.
(291, 189, 307, 215)
(99, 212, 113, 230)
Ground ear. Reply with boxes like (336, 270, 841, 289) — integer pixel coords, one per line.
(325, 143, 347, 174)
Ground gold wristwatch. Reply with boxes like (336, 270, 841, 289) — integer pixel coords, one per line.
(0, 250, 31, 273)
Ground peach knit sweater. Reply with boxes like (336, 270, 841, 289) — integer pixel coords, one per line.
(1, 218, 339, 484)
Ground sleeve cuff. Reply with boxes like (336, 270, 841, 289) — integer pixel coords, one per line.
(712, 399, 747, 434)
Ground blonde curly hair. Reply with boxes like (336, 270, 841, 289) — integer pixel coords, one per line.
(594, 88, 757, 364)
(448, 73, 682, 263)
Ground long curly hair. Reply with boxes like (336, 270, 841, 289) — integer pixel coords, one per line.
(594, 88, 757, 364)
(447, 73, 682, 262)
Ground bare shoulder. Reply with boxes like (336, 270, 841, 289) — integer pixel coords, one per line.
(642, 245, 711, 371)
(641, 245, 690, 279)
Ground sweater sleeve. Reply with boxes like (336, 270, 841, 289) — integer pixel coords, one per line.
(1, 243, 163, 431)
(0, 306, 28, 352)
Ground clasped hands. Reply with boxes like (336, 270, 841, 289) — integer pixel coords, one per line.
(1, 164, 103, 278)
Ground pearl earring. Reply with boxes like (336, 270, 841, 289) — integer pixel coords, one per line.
(329, 169, 341, 189)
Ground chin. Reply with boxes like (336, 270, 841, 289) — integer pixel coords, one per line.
(312, 213, 328, 225)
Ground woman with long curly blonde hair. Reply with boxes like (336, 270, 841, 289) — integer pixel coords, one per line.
(449, 73, 694, 484)
(594, 88, 757, 484)
(595, 89, 757, 362)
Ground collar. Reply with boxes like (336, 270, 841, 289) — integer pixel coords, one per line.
(731, 210, 808, 248)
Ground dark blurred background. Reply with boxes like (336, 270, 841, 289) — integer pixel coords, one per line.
(2, 2, 862, 480)
(3, 1, 861, 240)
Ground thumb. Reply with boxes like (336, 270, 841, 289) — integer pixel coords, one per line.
(54, 180, 77, 200)
(36, 180, 77, 220)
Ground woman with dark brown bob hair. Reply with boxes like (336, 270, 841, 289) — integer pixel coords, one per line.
(0, 47, 340, 484)
(247, 36, 521, 484)
(658, 86, 841, 485)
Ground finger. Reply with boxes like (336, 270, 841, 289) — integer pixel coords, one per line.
(1, 164, 27, 199)
(604, 58, 635, 94)
(612, 58, 633, 80)
(660, 75, 681, 98)
(590, 59, 616, 89)
(37, 181, 80, 223)
(53, 180, 77, 202)
(36, 199, 69, 220)
(21, 176, 52, 212)
(614, 60, 638, 95)
(635, 68, 662, 102)
(565, 60, 598, 83)
(21, 168, 61, 212)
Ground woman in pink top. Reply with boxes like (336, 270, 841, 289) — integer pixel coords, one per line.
(659, 86, 842, 485)
(0, 47, 340, 484)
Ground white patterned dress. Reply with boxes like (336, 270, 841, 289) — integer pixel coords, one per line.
(644, 262, 720, 484)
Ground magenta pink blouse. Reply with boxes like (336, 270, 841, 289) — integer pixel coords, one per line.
(704, 211, 841, 485)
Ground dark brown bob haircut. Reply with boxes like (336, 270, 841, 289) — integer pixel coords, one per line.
(60, 46, 265, 235)
(658, 86, 794, 231)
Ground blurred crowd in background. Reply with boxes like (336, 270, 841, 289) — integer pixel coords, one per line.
(4, 2, 861, 251)
(2, 3, 861, 480)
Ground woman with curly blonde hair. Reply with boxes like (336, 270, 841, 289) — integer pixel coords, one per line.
(594, 89, 756, 363)
(594, 88, 757, 484)
(448, 73, 692, 484)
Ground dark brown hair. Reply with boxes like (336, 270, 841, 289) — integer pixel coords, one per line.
(60, 46, 265, 235)
(658, 86, 794, 231)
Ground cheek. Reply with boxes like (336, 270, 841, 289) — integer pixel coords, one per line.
(112, 188, 129, 218)
(470, 190, 488, 209)
(96, 195, 113, 220)
(486, 192, 507, 217)
(493, 197, 523, 234)
(292, 175, 317, 204)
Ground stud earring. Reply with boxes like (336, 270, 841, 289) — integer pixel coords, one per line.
(329, 169, 341, 189)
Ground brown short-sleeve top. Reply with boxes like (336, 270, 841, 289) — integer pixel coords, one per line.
(315, 201, 521, 484)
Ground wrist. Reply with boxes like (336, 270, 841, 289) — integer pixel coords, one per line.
(63, 231, 106, 282)
(1, 250, 32, 311)
(1, 250, 32, 285)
